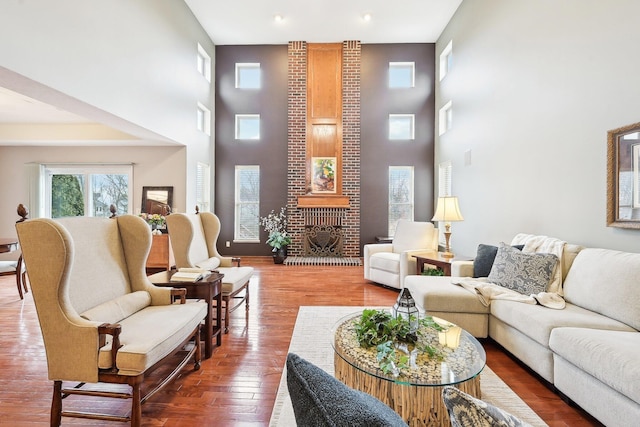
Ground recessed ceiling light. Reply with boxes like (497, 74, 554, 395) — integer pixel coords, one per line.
(274, 14, 283, 22)
(363, 13, 372, 22)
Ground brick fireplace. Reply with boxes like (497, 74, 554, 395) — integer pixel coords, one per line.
(286, 41, 361, 257)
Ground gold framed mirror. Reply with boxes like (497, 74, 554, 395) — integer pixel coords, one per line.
(607, 121, 640, 228)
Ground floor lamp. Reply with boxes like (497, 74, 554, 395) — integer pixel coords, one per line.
(431, 196, 464, 258)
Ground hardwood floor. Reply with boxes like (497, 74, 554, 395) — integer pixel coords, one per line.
(0, 257, 602, 426)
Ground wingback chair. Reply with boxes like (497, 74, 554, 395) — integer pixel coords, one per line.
(363, 219, 439, 289)
(16, 215, 208, 426)
(166, 212, 254, 333)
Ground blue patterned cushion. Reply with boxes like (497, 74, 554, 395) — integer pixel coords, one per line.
(488, 243, 558, 295)
(442, 386, 531, 427)
(286, 353, 408, 427)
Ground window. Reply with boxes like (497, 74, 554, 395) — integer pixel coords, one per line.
(234, 165, 260, 242)
(197, 43, 211, 82)
(196, 162, 210, 212)
(197, 103, 211, 136)
(438, 101, 452, 136)
(388, 166, 414, 236)
(235, 63, 261, 89)
(439, 40, 453, 81)
(389, 114, 415, 140)
(44, 164, 132, 218)
(235, 114, 260, 140)
(389, 62, 415, 88)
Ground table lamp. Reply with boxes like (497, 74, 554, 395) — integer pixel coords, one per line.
(431, 196, 464, 258)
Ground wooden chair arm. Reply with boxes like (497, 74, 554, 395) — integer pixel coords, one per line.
(171, 288, 187, 304)
(232, 257, 241, 267)
(98, 323, 122, 373)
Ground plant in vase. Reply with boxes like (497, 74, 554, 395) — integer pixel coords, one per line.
(139, 213, 166, 235)
(260, 207, 292, 264)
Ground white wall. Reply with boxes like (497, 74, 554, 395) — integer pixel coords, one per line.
(0, 0, 215, 255)
(435, 0, 640, 254)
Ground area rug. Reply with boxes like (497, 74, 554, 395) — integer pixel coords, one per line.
(283, 256, 362, 266)
(269, 306, 548, 426)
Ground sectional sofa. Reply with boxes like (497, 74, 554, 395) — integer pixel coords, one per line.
(405, 240, 640, 427)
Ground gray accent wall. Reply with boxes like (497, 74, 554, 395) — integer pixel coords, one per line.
(360, 44, 436, 251)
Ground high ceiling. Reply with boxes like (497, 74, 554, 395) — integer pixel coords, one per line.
(0, 0, 462, 144)
(185, 0, 462, 45)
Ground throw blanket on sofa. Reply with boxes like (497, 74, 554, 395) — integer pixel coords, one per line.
(452, 234, 567, 310)
(511, 233, 566, 295)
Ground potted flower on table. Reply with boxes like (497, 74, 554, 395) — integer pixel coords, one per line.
(260, 207, 292, 264)
(139, 213, 167, 235)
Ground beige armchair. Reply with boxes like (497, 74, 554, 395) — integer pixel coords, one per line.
(363, 219, 439, 289)
(166, 212, 254, 333)
(16, 215, 208, 426)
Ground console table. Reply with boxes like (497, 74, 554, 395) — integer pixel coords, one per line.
(149, 271, 223, 359)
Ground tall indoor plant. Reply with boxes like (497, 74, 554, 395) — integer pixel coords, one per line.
(260, 207, 292, 264)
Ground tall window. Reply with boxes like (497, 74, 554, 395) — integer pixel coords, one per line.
(197, 43, 211, 82)
(439, 40, 453, 81)
(388, 166, 414, 236)
(44, 164, 132, 218)
(234, 165, 260, 242)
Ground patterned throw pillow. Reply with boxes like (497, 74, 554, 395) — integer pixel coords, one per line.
(487, 244, 558, 295)
(442, 386, 532, 427)
(473, 244, 525, 278)
(286, 353, 408, 427)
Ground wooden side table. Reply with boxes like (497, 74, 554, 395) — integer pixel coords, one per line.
(148, 271, 223, 359)
(146, 234, 175, 272)
(412, 251, 472, 276)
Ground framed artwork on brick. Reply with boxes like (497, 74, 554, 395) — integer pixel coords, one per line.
(311, 157, 336, 193)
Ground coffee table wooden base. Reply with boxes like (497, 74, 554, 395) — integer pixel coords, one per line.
(334, 352, 481, 427)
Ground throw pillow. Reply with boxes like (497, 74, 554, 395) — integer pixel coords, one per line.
(488, 244, 559, 295)
(442, 386, 532, 427)
(286, 353, 408, 427)
(473, 244, 525, 278)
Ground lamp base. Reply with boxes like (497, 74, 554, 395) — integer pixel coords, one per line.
(442, 251, 454, 258)
(443, 231, 454, 258)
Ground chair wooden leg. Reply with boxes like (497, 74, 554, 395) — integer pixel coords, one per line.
(131, 381, 142, 427)
(224, 296, 230, 334)
(15, 271, 23, 300)
(51, 381, 62, 427)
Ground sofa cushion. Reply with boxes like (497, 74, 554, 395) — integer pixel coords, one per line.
(488, 244, 558, 295)
(550, 327, 640, 404)
(286, 353, 408, 426)
(491, 300, 635, 348)
(80, 291, 151, 324)
(218, 266, 253, 294)
(563, 248, 640, 330)
(98, 301, 208, 375)
(442, 386, 531, 427)
(405, 275, 490, 314)
(370, 252, 401, 274)
(473, 244, 524, 278)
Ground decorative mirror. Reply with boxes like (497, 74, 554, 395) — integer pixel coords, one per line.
(607, 122, 640, 228)
(141, 186, 173, 216)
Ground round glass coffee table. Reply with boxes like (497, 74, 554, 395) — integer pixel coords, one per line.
(332, 311, 486, 427)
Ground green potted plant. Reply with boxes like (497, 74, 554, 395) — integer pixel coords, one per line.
(260, 207, 292, 264)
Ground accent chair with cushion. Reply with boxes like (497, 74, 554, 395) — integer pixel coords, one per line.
(166, 212, 254, 333)
(364, 219, 439, 289)
(16, 215, 208, 426)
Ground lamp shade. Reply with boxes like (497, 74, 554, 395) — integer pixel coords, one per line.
(431, 196, 464, 222)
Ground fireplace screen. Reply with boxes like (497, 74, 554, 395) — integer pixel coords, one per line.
(303, 224, 343, 257)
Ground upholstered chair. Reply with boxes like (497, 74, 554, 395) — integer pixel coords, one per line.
(166, 212, 254, 333)
(0, 256, 27, 299)
(16, 215, 208, 426)
(364, 219, 439, 289)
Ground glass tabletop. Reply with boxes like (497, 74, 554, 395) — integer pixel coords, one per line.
(331, 311, 486, 387)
